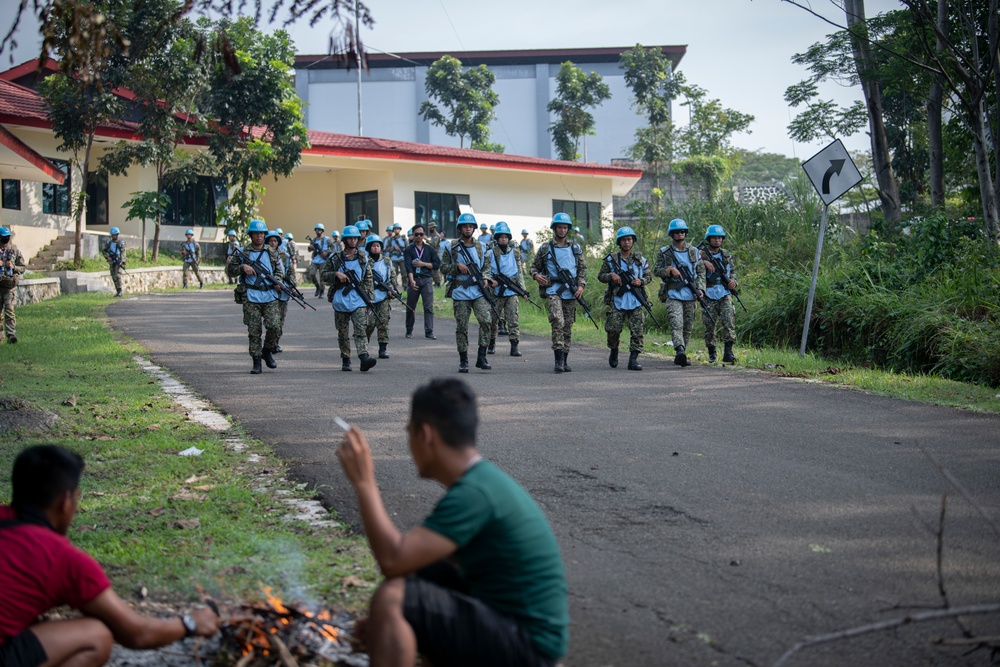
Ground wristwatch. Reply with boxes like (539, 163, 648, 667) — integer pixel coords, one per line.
(180, 613, 197, 637)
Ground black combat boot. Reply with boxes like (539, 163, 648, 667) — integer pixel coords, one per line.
(674, 345, 687, 367)
(273, 343, 283, 354)
(628, 351, 643, 371)
(251, 356, 262, 374)
(554, 350, 565, 373)
(359, 353, 377, 372)
(562, 351, 572, 372)
(341, 356, 352, 371)
(510, 339, 521, 357)
(378, 342, 389, 359)
(262, 348, 277, 369)
(475, 346, 491, 370)
(487, 338, 496, 355)
(459, 351, 469, 373)
(723, 342, 737, 363)
(609, 348, 619, 368)
(707, 345, 717, 363)
(498, 319, 508, 336)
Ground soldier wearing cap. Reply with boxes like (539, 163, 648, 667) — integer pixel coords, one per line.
(700, 224, 738, 364)
(180, 229, 203, 289)
(101, 227, 127, 297)
(226, 220, 283, 374)
(599, 226, 651, 371)
(0, 226, 26, 344)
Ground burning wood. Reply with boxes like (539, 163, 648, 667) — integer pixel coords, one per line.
(216, 588, 368, 667)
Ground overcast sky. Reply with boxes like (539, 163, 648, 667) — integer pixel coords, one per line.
(2, 0, 905, 160)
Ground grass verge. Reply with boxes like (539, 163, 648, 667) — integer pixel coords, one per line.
(0, 293, 378, 611)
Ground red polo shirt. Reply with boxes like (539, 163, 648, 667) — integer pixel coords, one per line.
(0, 505, 111, 644)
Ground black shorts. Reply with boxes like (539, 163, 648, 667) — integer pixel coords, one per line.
(0, 629, 47, 667)
(403, 563, 556, 667)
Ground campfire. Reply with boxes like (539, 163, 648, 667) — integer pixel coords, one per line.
(215, 588, 368, 667)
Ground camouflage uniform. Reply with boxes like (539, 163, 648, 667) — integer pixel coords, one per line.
(0, 243, 26, 343)
(599, 251, 652, 354)
(700, 247, 737, 348)
(226, 238, 241, 284)
(365, 254, 393, 347)
(427, 227, 443, 287)
(275, 247, 296, 350)
(653, 243, 706, 352)
(225, 244, 283, 358)
(531, 240, 587, 353)
(181, 238, 203, 288)
(102, 237, 126, 295)
(385, 233, 407, 290)
(441, 240, 494, 354)
(321, 249, 374, 359)
(518, 236, 535, 278)
(487, 244, 525, 346)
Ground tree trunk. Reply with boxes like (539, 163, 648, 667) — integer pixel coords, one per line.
(73, 133, 96, 267)
(845, 0, 903, 232)
(968, 106, 1000, 240)
(990, 0, 999, 227)
(152, 211, 162, 262)
(926, 0, 947, 208)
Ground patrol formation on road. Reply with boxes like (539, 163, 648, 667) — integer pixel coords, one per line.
(220, 212, 741, 374)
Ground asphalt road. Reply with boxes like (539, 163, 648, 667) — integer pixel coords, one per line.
(108, 291, 1000, 667)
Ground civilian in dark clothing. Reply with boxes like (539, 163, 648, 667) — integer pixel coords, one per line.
(403, 224, 441, 339)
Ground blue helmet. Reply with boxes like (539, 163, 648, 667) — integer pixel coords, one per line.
(550, 212, 572, 228)
(615, 226, 637, 244)
(110, 227, 120, 235)
(185, 228, 194, 236)
(521, 229, 529, 235)
(493, 221, 512, 239)
(705, 224, 726, 240)
(227, 230, 237, 237)
(331, 229, 340, 238)
(480, 223, 488, 231)
(356, 219, 371, 232)
(265, 229, 282, 243)
(668, 218, 689, 233)
(248, 219, 268, 233)
(364, 234, 383, 250)
(0, 226, 10, 238)
(392, 222, 402, 230)
(284, 232, 294, 240)
(342, 225, 361, 239)
(314, 223, 325, 231)
(457, 213, 478, 228)
(275, 227, 283, 235)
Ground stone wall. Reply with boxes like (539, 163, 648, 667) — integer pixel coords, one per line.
(16, 278, 62, 305)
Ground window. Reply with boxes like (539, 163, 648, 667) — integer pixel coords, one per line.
(415, 192, 470, 238)
(42, 159, 71, 216)
(552, 199, 601, 234)
(1, 180, 19, 210)
(163, 176, 227, 228)
(86, 173, 109, 226)
(346, 190, 379, 233)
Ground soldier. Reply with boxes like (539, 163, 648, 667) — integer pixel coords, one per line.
(599, 226, 652, 371)
(308, 223, 332, 298)
(284, 232, 298, 272)
(0, 226, 26, 344)
(478, 222, 492, 245)
(486, 221, 525, 357)
(225, 219, 283, 375)
(385, 223, 406, 290)
(322, 226, 377, 372)
(101, 227, 126, 298)
(180, 229, 203, 289)
(700, 224, 739, 364)
(441, 213, 494, 373)
(225, 230, 240, 284)
(427, 221, 444, 287)
(653, 218, 706, 367)
(364, 234, 393, 360)
(266, 229, 294, 354)
(518, 228, 535, 269)
(531, 212, 587, 373)
(330, 229, 342, 253)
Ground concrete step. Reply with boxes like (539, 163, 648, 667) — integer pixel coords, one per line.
(27, 234, 75, 271)
(50, 270, 113, 294)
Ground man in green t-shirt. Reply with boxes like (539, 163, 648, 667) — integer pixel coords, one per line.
(336, 378, 569, 667)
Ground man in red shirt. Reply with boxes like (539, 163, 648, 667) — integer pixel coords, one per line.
(0, 446, 220, 667)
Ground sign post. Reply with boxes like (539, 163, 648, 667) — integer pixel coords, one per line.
(799, 139, 863, 356)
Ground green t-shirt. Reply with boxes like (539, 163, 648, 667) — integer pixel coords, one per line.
(423, 460, 569, 659)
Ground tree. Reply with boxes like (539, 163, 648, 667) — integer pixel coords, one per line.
(784, 80, 869, 143)
(620, 45, 683, 190)
(546, 61, 611, 161)
(675, 83, 754, 157)
(203, 17, 309, 232)
(121, 191, 169, 262)
(419, 55, 502, 151)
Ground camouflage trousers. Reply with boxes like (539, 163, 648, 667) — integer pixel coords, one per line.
(453, 298, 492, 353)
(1, 287, 16, 339)
(276, 299, 289, 343)
(545, 296, 577, 352)
(606, 307, 645, 353)
(109, 264, 123, 293)
(336, 307, 369, 358)
(432, 268, 443, 287)
(307, 264, 324, 290)
(391, 259, 405, 290)
(365, 299, 391, 345)
(703, 295, 736, 346)
(666, 299, 696, 350)
(488, 295, 520, 341)
(243, 300, 281, 357)
(183, 262, 202, 287)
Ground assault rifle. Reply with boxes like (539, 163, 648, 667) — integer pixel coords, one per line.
(705, 256, 748, 313)
(371, 266, 415, 313)
(603, 253, 662, 329)
(333, 252, 384, 327)
(233, 247, 315, 311)
(492, 272, 542, 310)
(552, 265, 599, 330)
(455, 243, 503, 323)
(106, 252, 129, 275)
(664, 249, 715, 327)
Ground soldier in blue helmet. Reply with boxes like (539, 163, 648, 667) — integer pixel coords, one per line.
(518, 228, 535, 272)
(225, 230, 240, 284)
(653, 218, 706, 367)
(180, 229, 203, 289)
(0, 226, 26, 344)
(700, 224, 739, 363)
(308, 224, 332, 298)
(441, 213, 495, 373)
(101, 227, 126, 297)
(530, 212, 588, 373)
(599, 226, 652, 371)
(364, 234, 393, 359)
(284, 232, 298, 271)
(266, 230, 295, 354)
(226, 219, 284, 374)
(485, 221, 526, 357)
(385, 222, 406, 290)
(477, 223, 492, 245)
(321, 226, 377, 372)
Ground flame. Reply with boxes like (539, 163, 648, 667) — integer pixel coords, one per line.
(263, 587, 289, 614)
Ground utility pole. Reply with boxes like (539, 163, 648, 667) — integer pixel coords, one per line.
(356, 4, 363, 136)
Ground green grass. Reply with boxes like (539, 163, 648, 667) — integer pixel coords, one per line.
(0, 293, 378, 610)
(54, 250, 226, 273)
